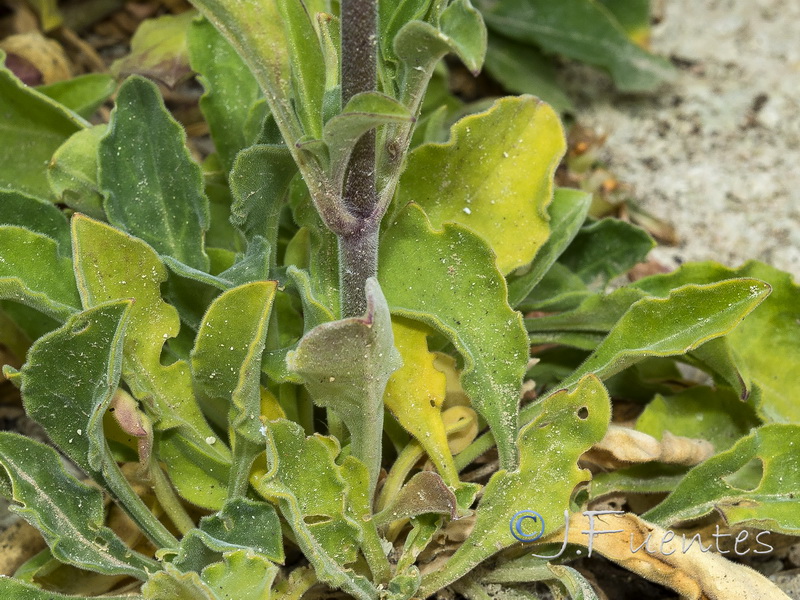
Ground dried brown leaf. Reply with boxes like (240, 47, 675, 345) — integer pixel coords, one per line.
(582, 425, 714, 469)
(0, 32, 72, 84)
(560, 512, 789, 600)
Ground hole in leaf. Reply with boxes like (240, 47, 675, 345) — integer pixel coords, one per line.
(429, 399, 436, 408)
(722, 458, 764, 492)
(303, 514, 333, 526)
(577, 406, 589, 420)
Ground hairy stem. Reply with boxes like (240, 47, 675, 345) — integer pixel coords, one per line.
(338, 222, 379, 317)
(342, 0, 377, 109)
(100, 440, 179, 549)
(340, 0, 378, 317)
(227, 436, 261, 500)
(150, 463, 195, 535)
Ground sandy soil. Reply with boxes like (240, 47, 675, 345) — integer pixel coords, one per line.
(562, 0, 800, 278)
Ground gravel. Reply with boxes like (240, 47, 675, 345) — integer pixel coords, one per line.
(561, 0, 800, 278)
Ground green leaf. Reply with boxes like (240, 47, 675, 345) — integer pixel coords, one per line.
(393, 0, 486, 82)
(216, 236, 271, 286)
(525, 280, 759, 399)
(276, 0, 326, 139)
(419, 376, 611, 597)
(474, 0, 675, 92)
(634, 261, 800, 423)
(0, 226, 80, 321)
(47, 124, 107, 219)
(324, 91, 414, 181)
(198, 497, 285, 563)
(20, 301, 131, 474)
(188, 0, 299, 144)
(287, 266, 336, 330)
(0, 577, 143, 600)
(163, 237, 271, 296)
(0, 54, 86, 199)
(72, 215, 230, 509)
(525, 287, 647, 346)
(143, 564, 217, 600)
(0, 306, 32, 361)
(18, 300, 179, 548)
(590, 463, 689, 502)
(519, 262, 591, 312)
(439, 0, 488, 75)
(0, 189, 70, 252)
(192, 281, 277, 437)
(558, 218, 655, 288)
(598, 0, 652, 45)
(380, 0, 433, 67)
(395, 514, 441, 574)
(644, 424, 800, 535)
(111, 11, 196, 87)
(252, 419, 376, 600)
(397, 95, 565, 275)
(339, 456, 393, 585)
(201, 550, 280, 600)
(99, 75, 210, 270)
(482, 558, 600, 599)
(688, 336, 751, 401)
(636, 386, 760, 454)
(287, 278, 401, 493)
(508, 188, 592, 306)
(316, 12, 340, 95)
(379, 203, 528, 469)
(484, 33, 573, 113)
(37, 74, 116, 119)
(287, 179, 340, 315)
(188, 17, 265, 172)
(0, 302, 60, 346)
(204, 173, 245, 253)
(559, 279, 771, 390)
(0, 432, 157, 579)
(229, 144, 297, 268)
(507, 188, 592, 306)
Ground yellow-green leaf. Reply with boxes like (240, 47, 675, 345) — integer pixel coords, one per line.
(201, 550, 280, 600)
(252, 419, 376, 600)
(636, 386, 760, 454)
(192, 281, 278, 441)
(71, 215, 230, 509)
(383, 316, 460, 487)
(396, 95, 565, 274)
(47, 125, 107, 220)
(419, 376, 611, 597)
